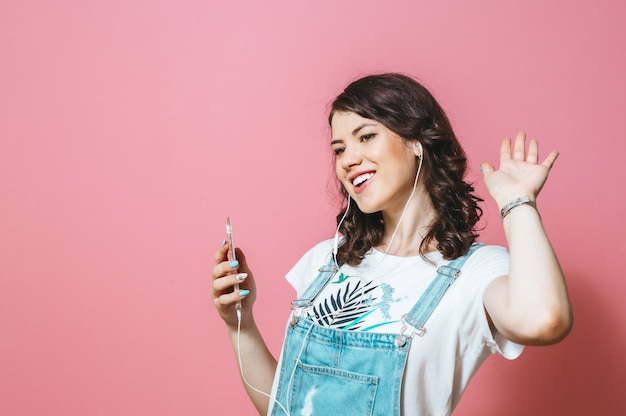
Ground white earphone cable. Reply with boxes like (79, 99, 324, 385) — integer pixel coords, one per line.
(236, 312, 290, 415)
(235, 146, 423, 416)
(383, 149, 423, 256)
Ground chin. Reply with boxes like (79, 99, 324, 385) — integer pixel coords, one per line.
(353, 201, 380, 215)
(360, 207, 379, 215)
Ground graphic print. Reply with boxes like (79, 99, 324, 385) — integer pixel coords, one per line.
(307, 273, 405, 331)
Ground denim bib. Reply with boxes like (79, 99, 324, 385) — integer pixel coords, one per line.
(270, 244, 482, 416)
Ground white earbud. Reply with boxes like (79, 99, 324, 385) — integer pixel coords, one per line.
(415, 142, 423, 157)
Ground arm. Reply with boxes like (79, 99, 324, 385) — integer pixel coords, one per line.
(480, 132, 573, 345)
(212, 243, 277, 414)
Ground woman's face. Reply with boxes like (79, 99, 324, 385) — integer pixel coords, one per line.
(330, 111, 421, 215)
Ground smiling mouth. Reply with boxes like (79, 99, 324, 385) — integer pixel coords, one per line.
(352, 172, 374, 187)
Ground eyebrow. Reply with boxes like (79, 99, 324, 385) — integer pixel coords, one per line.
(330, 123, 377, 146)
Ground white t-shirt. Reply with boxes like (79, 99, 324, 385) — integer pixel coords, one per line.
(270, 239, 522, 416)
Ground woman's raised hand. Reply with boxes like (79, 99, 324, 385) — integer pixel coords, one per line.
(480, 132, 559, 208)
(212, 242, 256, 329)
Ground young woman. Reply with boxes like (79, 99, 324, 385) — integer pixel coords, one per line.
(212, 73, 572, 415)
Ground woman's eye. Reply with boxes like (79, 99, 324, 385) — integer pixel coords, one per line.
(333, 147, 345, 156)
(361, 133, 376, 142)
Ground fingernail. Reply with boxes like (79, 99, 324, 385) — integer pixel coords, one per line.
(239, 290, 250, 297)
(229, 260, 239, 268)
(221, 239, 226, 247)
(236, 273, 248, 281)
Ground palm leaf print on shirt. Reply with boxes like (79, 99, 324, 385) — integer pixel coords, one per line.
(308, 280, 378, 330)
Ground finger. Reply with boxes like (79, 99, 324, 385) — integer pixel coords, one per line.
(211, 271, 248, 308)
(527, 139, 539, 164)
(541, 150, 559, 170)
(500, 137, 512, 161)
(212, 271, 248, 293)
(513, 132, 526, 161)
(480, 162, 496, 177)
(234, 247, 249, 271)
(211, 257, 240, 279)
(214, 289, 250, 307)
(214, 240, 230, 265)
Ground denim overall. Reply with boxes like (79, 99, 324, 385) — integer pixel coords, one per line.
(270, 244, 482, 416)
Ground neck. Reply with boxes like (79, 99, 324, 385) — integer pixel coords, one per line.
(378, 188, 437, 257)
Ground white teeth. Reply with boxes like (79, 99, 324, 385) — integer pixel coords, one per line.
(353, 173, 373, 186)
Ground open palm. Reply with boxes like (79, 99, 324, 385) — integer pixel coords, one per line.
(481, 132, 559, 207)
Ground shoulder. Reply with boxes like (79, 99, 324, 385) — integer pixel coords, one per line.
(296, 239, 336, 268)
(463, 244, 509, 273)
(286, 239, 335, 295)
(453, 244, 510, 292)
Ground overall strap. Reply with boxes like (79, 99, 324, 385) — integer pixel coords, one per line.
(403, 243, 483, 336)
(291, 256, 338, 308)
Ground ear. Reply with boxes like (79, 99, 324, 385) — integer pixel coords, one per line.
(413, 141, 423, 158)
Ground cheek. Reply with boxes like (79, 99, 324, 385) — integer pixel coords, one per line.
(334, 160, 344, 179)
(334, 161, 351, 190)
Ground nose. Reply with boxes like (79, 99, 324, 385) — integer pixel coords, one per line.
(339, 145, 363, 170)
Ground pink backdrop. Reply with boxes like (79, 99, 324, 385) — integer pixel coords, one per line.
(1, 1, 624, 414)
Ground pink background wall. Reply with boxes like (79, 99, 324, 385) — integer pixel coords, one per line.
(1, 1, 624, 414)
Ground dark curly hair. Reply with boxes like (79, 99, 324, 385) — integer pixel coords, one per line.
(329, 73, 483, 266)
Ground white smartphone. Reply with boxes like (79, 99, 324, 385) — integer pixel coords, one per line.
(226, 217, 241, 311)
